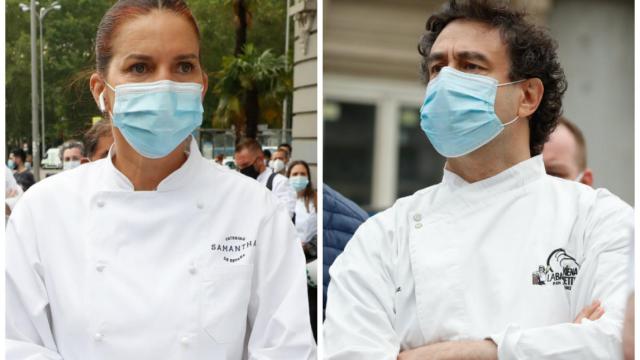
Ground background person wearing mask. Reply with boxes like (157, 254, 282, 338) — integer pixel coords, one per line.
(235, 138, 296, 218)
(83, 119, 114, 162)
(324, 1, 633, 359)
(542, 117, 593, 186)
(60, 140, 86, 171)
(287, 160, 317, 244)
(6, 1, 315, 359)
(271, 148, 289, 175)
(8, 149, 35, 192)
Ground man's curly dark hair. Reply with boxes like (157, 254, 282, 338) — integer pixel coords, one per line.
(418, 0, 567, 156)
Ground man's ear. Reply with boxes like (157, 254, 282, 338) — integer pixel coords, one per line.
(89, 73, 106, 111)
(581, 168, 594, 187)
(518, 77, 544, 119)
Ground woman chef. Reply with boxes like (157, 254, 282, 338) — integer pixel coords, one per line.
(6, 1, 316, 359)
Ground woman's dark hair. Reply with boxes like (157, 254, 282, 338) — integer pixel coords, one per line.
(95, 0, 201, 75)
(287, 160, 317, 212)
(418, 0, 567, 156)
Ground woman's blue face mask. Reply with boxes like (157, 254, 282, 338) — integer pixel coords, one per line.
(100, 80, 204, 159)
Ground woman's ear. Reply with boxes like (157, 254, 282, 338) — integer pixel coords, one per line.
(89, 73, 106, 111)
(517, 77, 544, 119)
(201, 72, 209, 100)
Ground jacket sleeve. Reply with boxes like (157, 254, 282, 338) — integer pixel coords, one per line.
(323, 214, 400, 360)
(246, 198, 316, 359)
(6, 198, 64, 359)
(490, 192, 633, 360)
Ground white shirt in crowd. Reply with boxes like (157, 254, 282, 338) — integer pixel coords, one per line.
(295, 198, 317, 244)
(324, 155, 633, 360)
(6, 138, 316, 360)
(257, 166, 296, 218)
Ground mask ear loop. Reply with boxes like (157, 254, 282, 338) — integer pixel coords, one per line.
(99, 81, 116, 118)
(497, 78, 526, 127)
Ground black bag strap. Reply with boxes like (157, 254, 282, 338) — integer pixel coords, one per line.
(266, 172, 277, 191)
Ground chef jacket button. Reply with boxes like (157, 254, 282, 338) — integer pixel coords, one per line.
(97, 200, 105, 208)
(197, 202, 204, 209)
(415, 223, 423, 229)
(189, 264, 197, 275)
(180, 336, 190, 345)
(96, 262, 106, 272)
(94, 332, 104, 341)
(413, 214, 422, 222)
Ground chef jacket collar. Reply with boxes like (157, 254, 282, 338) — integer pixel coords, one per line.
(103, 136, 201, 192)
(442, 155, 545, 195)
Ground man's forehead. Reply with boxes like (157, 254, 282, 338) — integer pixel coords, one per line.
(431, 20, 505, 58)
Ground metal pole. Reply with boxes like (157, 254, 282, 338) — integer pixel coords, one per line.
(30, 0, 41, 181)
(39, 12, 45, 157)
(281, 5, 291, 144)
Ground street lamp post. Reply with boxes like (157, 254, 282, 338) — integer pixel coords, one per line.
(29, 0, 40, 181)
(39, 2, 62, 157)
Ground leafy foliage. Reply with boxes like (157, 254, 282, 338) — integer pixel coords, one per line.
(5, 0, 288, 154)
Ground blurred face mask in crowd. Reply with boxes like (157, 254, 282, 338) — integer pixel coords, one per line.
(239, 159, 260, 179)
(63, 161, 81, 171)
(7, 159, 15, 170)
(289, 176, 309, 192)
(100, 80, 204, 159)
(270, 159, 286, 173)
(420, 66, 524, 158)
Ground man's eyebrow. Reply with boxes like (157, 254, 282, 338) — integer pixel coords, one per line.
(426, 52, 446, 66)
(455, 50, 490, 64)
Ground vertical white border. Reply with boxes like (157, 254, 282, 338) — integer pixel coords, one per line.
(316, 0, 324, 356)
(1, 0, 7, 351)
(634, 1, 639, 359)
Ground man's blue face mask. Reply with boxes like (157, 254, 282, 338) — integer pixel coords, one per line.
(420, 66, 525, 158)
(100, 80, 204, 159)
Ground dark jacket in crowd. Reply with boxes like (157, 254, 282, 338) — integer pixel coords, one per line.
(14, 170, 35, 192)
(322, 184, 369, 314)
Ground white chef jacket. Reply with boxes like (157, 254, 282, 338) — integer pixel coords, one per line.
(257, 167, 297, 218)
(6, 138, 316, 360)
(295, 198, 317, 243)
(324, 155, 633, 360)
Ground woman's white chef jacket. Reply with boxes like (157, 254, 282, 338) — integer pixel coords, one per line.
(324, 156, 633, 360)
(295, 198, 317, 243)
(6, 139, 316, 360)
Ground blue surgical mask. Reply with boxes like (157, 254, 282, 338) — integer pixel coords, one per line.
(7, 159, 15, 170)
(289, 176, 309, 192)
(420, 67, 524, 158)
(100, 80, 204, 159)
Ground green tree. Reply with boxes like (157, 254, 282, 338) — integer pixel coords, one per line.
(5, 0, 288, 156)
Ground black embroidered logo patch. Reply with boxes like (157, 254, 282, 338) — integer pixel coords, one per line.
(211, 235, 256, 263)
(532, 248, 580, 290)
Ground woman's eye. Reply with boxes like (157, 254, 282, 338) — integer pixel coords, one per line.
(130, 63, 147, 74)
(430, 65, 442, 74)
(178, 62, 194, 73)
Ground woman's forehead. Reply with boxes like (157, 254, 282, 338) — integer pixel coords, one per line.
(110, 10, 199, 59)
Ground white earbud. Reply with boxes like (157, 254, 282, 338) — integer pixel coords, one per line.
(98, 91, 106, 112)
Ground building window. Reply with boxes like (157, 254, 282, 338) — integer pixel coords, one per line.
(397, 106, 444, 198)
(324, 101, 375, 207)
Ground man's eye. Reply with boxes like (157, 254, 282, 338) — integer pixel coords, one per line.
(464, 63, 482, 71)
(130, 63, 147, 74)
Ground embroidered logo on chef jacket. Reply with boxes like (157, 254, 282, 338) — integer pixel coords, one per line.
(531, 248, 580, 290)
(211, 235, 257, 263)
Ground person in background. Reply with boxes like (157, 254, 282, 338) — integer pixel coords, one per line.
(278, 143, 292, 157)
(235, 138, 296, 218)
(214, 153, 224, 165)
(271, 148, 289, 175)
(60, 140, 86, 171)
(542, 116, 593, 186)
(287, 160, 317, 243)
(322, 184, 369, 315)
(8, 149, 35, 192)
(263, 149, 272, 165)
(5, 165, 24, 220)
(83, 119, 114, 162)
